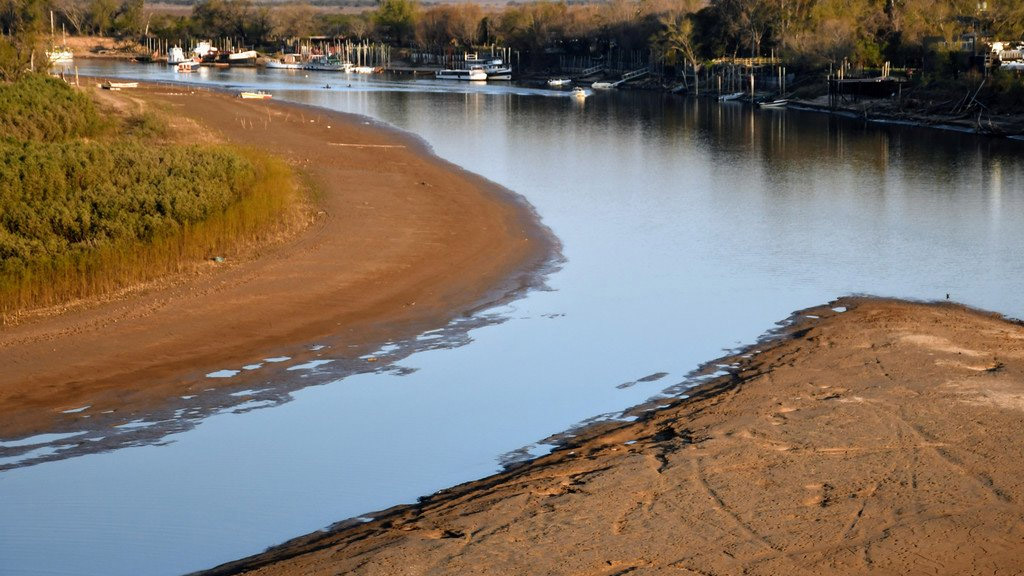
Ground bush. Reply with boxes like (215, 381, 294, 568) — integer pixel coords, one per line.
(0, 74, 106, 141)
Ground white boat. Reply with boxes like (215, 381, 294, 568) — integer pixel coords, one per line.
(177, 60, 200, 72)
(227, 50, 257, 66)
(239, 91, 272, 100)
(167, 46, 186, 64)
(351, 65, 376, 74)
(101, 81, 138, 89)
(266, 54, 303, 69)
(46, 47, 73, 64)
(547, 78, 571, 86)
(718, 91, 745, 102)
(305, 55, 354, 72)
(435, 66, 487, 81)
(572, 86, 588, 99)
(758, 98, 789, 108)
(591, 81, 614, 90)
(463, 53, 512, 80)
(192, 41, 214, 60)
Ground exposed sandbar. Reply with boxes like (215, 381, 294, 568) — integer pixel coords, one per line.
(0, 84, 554, 440)
(200, 297, 1024, 576)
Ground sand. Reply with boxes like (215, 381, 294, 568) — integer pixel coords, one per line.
(0, 84, 554, 440)
(199, 297, 1024, 576)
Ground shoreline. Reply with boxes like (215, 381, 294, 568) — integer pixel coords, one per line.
(197, 296, 1024, 575)
(0, 84, 559, 442)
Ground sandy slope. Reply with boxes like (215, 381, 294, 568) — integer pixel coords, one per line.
(201, 297, 1024, 576)
(0, 85, 553, 440)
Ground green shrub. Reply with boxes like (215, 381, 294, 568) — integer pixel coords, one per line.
(0, 74, 106, 141)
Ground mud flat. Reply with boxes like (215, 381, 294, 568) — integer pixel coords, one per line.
(0, 85, 555, 441)
(200, 297, 1024, 576)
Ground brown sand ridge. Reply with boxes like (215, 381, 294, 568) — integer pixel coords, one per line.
(200, 297, 1024, 576)
(0, 84, 552, 440)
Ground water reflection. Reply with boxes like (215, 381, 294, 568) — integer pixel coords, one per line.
(1, 61, 1022, 576)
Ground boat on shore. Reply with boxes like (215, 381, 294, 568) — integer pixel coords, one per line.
(239, 91, 272, 100)
(435, 66, 487, 81)
(101, 81, 138, 90)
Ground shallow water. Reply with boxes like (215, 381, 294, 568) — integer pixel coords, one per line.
(2, 62, 1023, 576)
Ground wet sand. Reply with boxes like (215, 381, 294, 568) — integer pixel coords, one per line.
(200, 297, 1024, 576)
(0, 85, 554, 440)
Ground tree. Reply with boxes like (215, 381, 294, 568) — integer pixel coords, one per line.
(113, 0, 143, 38)
(56, 0, 87, 34)
(272, 2, 314, 40)
(374, 0, 417, 46)
(87, 0, 117, 36)
(654, 11, 701, 93)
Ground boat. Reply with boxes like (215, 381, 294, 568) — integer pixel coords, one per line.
(192, 41, 215, 61)
(351, 65, 376, 74)
(547, 78, 571, 86)
(101, 81, 138, 90)
(46, 47, 73, 64)
(463, 52, 512, 80)
(305, 55, 354, 72)
(227, 50, 258, 66)
(167, 46, 186, 65)
(718, 91, 745, 102)
(758, 98, 789, 108)
(591, 81, 614, 90)
(266, 54, 304, 69)
(176, 60, 200, 72)
(435, 66, 487, 81)
(239, 91, 272, 100)
(572, 86, 588, 99)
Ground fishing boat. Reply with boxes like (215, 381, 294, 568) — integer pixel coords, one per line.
(239, 91, 272, 100)
(547, 78, 571, 87)
(266, 54, 304, 69)
(435, 66, 487, 81)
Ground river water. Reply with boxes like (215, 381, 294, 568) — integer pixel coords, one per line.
(1, 62, 1022, 575)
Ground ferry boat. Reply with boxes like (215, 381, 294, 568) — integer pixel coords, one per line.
(435, 66, 487, 81)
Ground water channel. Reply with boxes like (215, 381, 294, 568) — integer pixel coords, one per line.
(1, 61, 1022, 575)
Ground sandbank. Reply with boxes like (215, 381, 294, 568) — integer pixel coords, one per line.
(0, 84, 554, 440)
(200, 297, 1024, 576)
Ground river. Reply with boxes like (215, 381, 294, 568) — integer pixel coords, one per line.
(1, 61, 1022, 576)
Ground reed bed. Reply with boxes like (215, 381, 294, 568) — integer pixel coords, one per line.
(0, 75, 302, 319)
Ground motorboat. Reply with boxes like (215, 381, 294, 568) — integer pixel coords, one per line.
(167, 46, 186, 65)
(351, 66, 376, 74)
(758, 98, 789, 108)
(305, 55, 354, 72)
(177, 60, 200, 72)
(227, 50, 258, 67)
(547, 78, 571, 86)
(265, 54, 304, 69)
(463, 52, 512, 80)
(572, 86, 588, 99)
(591, 81, 614, 90)
(718, 91, 745, 101)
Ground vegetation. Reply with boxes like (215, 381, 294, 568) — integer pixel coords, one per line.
(0, 74, 299, 316)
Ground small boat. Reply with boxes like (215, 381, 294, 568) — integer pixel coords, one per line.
(435, 66, 487, 81)
(758, 98, 789, 108)
(547, 78, 571, 87)
(572, 86, 588, 99)
(101, 81, 138, 90)
(176, 60, 200, 72)
(463, 53, 512, 80)
(239, 91, 272, 100)
(351, 66, 376, 74)
(591, 81, 614, 90)
(305, 55, 353, 72)
(227, 50, 258, 67)
(718, 91, 745, 102)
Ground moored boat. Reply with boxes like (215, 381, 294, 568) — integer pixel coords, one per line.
(464, 52, 512, 80)
(718, 91, 745, 101)
(758, 98, 789, 108)
(266, 54, 304, 69)
(46, 47, 73, 64)
(547, 78, 571, 86)
(591, 81, 614, 90)
(176, 60, 200, 72)
(167, 46, 186, 64)
(435, 66, 487, 81)
(572, 86, 588, 99)
(305, 55, 354, 72)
